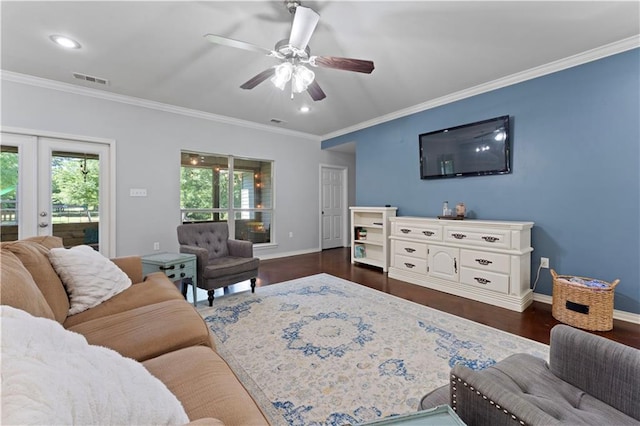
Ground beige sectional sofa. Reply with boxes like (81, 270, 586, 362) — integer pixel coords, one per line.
(1, 236, 269, 425)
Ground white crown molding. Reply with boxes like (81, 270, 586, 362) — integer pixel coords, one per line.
(322, 36, 640, 141)
(0, 70, 320, 142)
(533, 293, 640, 325)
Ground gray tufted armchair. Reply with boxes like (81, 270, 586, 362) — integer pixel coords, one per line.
(177, 222, 259, 306)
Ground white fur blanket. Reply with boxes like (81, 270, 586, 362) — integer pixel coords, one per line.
(0, 305, 189, 425)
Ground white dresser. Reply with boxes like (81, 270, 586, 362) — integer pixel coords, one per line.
(388, 217, 534, 312)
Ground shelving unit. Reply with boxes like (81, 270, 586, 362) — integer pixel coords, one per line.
(350, 206, 397, 272)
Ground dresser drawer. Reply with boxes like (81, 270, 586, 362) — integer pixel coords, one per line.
(460, 267, 509, 294)
(460, 249, 510, 274)
(393, 240, 427, 259)
(392, 223, 442, 241)
(444, 226, 511, 249)
(393, 254, 428, 274)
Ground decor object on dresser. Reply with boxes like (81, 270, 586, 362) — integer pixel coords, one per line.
(141, 252, 197, 306)
(197, 273, 548, 425)
(350, 206, 397, 272)
(389, 217, 533, 312)
(177, 221, 259, 306)
(419, 324, 640, 425)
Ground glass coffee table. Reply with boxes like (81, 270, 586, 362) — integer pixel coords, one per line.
(360, 405, 465, 425)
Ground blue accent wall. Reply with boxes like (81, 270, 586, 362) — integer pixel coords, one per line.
(323, 49, 640, 314)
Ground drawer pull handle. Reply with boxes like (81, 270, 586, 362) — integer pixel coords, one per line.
(167, 274, 176, 279)
(179, 263, 186, 268)
(475, 259, 493, 266)
(404, 248, 416, 253)
(474, 277, 491, 284)
(373, 222, 383, 226)
(481, 236, 500, 243)
(160, 265, 175, 271)
(454, 258, 457, 274)
(400, 228, 411, 234)
(422, 231, 435, 236)
(452, 233, 467, 239)
(404, 262, 415, 269)
(180, 272, 186, 278)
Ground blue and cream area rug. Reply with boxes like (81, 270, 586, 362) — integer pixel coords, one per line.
(197, 273, 549, 425)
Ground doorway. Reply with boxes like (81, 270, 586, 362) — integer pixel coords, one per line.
(319, 165, 347, 250)
(0, 131, 114, 255)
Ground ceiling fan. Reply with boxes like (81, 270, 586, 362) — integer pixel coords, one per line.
(204, 1, 374, 101)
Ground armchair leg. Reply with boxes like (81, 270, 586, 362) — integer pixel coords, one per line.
(207, 290, 215, 306)
(251, 278, 257, 293)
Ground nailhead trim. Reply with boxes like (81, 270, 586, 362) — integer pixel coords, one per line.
(450, 373, 527, 426)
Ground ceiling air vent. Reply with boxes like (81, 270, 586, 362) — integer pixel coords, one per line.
(270, 118, 286, 124)
(72, 72, 109, 85)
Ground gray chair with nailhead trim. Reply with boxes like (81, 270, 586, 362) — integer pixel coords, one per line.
(177, 222, 259, 306)
(419, 324, 640, 425)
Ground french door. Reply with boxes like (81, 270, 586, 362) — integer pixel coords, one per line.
(0, 132, 113, 255)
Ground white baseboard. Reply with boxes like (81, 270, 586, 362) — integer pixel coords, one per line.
(256, 247, 320, 260)
(533, 293, 640, 325)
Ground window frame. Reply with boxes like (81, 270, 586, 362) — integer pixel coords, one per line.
(180, 151, 275, 246)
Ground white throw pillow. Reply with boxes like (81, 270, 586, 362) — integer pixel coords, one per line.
(48, 245, 132, 315)
(0, 305, 190, 425)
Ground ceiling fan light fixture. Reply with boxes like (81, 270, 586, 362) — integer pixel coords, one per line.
(292, 65, 315, 93)
(271, 62, 293, 90)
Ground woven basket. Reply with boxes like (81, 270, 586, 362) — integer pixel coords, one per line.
(551, 269, 619, 331)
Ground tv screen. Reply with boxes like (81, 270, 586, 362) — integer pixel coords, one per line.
(419, 115, 511, 179)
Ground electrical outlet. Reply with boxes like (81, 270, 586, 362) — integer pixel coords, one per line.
(153, 242, 160, 251)
(540, 257, 549, 268)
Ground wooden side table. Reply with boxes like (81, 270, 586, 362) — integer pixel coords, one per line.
(141, 252, 198, 306)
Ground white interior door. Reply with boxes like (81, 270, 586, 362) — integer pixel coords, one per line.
(320, 165, 347, 250)
(1, 131, 113, 255)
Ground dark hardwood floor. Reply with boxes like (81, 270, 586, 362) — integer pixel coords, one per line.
(218, 247, 640, 349)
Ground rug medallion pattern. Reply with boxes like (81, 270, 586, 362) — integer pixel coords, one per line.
(199, 274, 548, 425)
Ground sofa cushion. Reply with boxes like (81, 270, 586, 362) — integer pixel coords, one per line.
(67, 299, 215, 361)
(451, 353, 639, 425)
(48, 245, 132, 315)
(1, 239, 69, 323)
(62, 272, 184, 328)
(1, 305, 189, 425)
(143, 346, 269, 425)
(0, 250, 55, 320)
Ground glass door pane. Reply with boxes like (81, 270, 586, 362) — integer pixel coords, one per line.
(0, 146, 19, 241)
(50, 151, 100, 249)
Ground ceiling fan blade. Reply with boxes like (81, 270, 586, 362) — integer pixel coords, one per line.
(306, 80, 326, 101)
(288, 6, 320, 51)
(240, 68, 276, 90)
(204, 34, 274, 56)
(311, 56, 375, 74)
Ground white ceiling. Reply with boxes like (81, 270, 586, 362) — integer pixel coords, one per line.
(1, 1, 638, 138)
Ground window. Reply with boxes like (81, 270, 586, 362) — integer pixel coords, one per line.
(180, 151, 273, 244)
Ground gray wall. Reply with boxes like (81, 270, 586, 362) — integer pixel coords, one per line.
(1, 78, 356, 258)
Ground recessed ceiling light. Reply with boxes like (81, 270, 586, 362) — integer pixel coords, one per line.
(300, 106, 310, 113)
(50, 35, 81, 49)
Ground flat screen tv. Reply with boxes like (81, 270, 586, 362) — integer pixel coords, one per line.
(419, 115, 511, 179)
